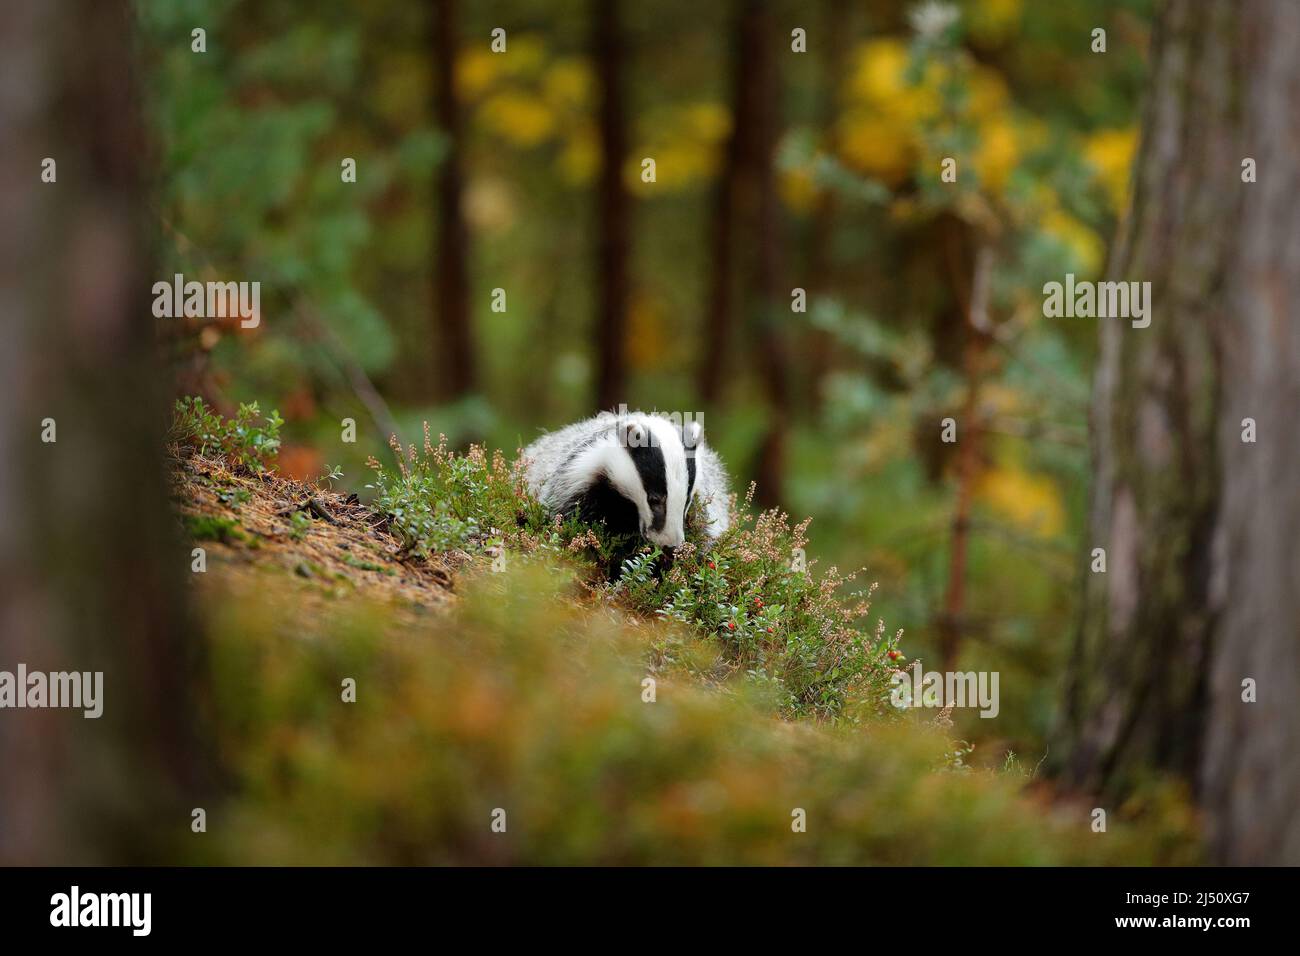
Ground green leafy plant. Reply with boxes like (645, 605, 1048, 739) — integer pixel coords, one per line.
(366, 425, 548, 558)
(611, 485, 905, 721)
(287, 510, 312, 541)
(170, 396, 283, 473)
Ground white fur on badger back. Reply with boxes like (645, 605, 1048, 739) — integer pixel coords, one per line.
(521, 410, 730, 546)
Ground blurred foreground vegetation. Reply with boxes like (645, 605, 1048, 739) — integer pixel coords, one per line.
(189, 565, 1197, 865)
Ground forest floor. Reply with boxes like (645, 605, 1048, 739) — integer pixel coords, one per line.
(166, 429, 1201, 865)
(171, 451, 464, 624)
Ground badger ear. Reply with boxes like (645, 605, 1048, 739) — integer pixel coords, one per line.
(620, 418, 647, 448)
(682, 419, 703, 450)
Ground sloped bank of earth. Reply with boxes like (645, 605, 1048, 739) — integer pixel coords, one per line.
(168, 448, 1200, 865)
(172, 451, 461, 619)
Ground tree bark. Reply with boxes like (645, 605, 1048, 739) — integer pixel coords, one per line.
(747, 0, 788, 506)
(0, 0, 202, 863)
(593, 0, 631, 411)
(804, 0, 850, 410)
(1059, 0, 1300, 865)
(432, 0, 475, 398)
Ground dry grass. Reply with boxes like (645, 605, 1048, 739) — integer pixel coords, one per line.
(170, 450, 461, 618)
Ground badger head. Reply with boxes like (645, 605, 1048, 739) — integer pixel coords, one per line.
(560, 413, 704, 549)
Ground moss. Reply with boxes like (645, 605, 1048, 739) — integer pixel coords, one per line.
(184, 513, 246, 544)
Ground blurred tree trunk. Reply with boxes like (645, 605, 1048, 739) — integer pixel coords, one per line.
(593, 0, 630, 410)
(0, 0, 202, 863)
(1059, 0, 1300, 865)
(745, 0, 788, 506)
(937, 228, 992, 673)
(699, 0, 791, 472)
(432, 0, 475, 398)
(804, 0, 850, 410)
(698, 4, 745, 406)
(704, 0, 788, 502)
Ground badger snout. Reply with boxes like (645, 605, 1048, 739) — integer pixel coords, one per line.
(645, 527, 685, 549)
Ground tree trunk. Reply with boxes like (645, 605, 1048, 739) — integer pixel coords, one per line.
(0, 0, 202, 863)
(698, 1, 749, 406)
(804, 0, 850, 410)
(1058, 0, 1300, 865)
(743, 0, 790, 509)
(432, 0, 475, 398)
(938, 231, 992, 673)
(593, 0, 631, 411)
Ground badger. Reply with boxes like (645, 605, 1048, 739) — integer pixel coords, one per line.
(521, 410, 730, 550)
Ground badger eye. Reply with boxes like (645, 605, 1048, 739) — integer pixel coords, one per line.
(647, 492, 665, 508)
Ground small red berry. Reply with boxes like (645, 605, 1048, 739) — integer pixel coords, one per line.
(755, 597, 764, 608)
(727, 620, 736, 631)
(888, 649, 901, 661)
(766, 627, 774, 634)
(708, 560, 716, 570)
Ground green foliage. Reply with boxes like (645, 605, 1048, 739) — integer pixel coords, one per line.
(286, 510, 312, 541)
(184, 513, 246, 544)
(613, 494, 904, 722)
(170, 396, 283, 473)
(365, 427, 547, 558)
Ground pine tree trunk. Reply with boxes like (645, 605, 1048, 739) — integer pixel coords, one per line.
(1059, 0, 1300, 865)
(593, 0, 630, 411)
(747, 0, 788, 506)
(0, 0, 202, 863)
(699, 0, 757, 406)
(432, 0, 476, 398)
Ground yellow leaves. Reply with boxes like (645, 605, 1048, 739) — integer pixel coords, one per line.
(480, 91, 555, 147)
(681, 102, 731, 142)
(837, 39, 944, 185)
(838, 39, 1021, 193)
(780, 164, 817, 213)
(499, 35, 547, 76)
(461, 38, 595, 182)
(1085, 126, 1138, 213)
(971, 114, 1020, 192)
(558, 125, 599, 185)
(455, 35, 550, 101)
(630, 102, 730, 193)
(975, 464, 1064, 538)
(1041, 207, 1104, 275)
(543, 58, 594, 111)
(847, 38, 914, 105)
(837, 110, 916, 186)
(967, 66, 1009, 117)
(456, 48, 497, 98)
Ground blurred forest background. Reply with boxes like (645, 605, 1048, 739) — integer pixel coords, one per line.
(138, 0, 1150, 759)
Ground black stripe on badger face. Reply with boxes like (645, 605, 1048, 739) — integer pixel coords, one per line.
(685, 455, 696, 521)
(625, 441, 668, 533)
(571, 474, 642, 537)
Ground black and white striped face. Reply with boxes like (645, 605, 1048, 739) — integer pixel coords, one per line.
(568, 414, 702, 548)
